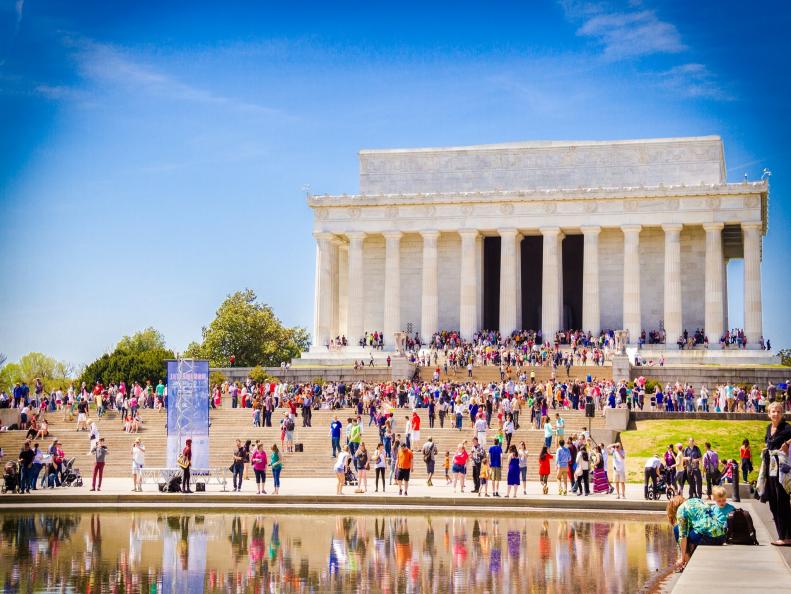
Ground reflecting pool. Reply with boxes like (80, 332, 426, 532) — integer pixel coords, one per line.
(0, 512, 675, 593)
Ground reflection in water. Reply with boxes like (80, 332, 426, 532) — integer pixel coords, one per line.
(0, 512, 675, 593)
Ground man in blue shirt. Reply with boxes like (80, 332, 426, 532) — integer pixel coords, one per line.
(489, 439, 503, 497)
(556, 439, 571, 495)
(329, 415, 343, 458)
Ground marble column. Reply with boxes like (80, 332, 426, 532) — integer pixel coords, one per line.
(722, 257, 730, 333)
(742, 222, 763, 347)
(312, 233, 334, 348)
(581, 226, 601, 335)
(703, 223, 724, 345)
(662, 224, 683, 344)
(541, 226, 561, 342)
(329, 238, 341, 339)
(621, 224, 642, 343)
(459, 229, 478, 340)
(499, 228, 519, 336)
(515, 235, 523, 330)
(346, 232, 366, 345)
(383, 231, 402, 348)
(420, 230, 440, 339)
(338, 244, 348, 337)
(476, 234, 484, 331)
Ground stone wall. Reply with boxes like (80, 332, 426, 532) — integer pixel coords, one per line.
(639, 227, 664, 332)
(359, 137, 725, 195)
(213, 366, 394, 384)
(631, 365, 790, 387)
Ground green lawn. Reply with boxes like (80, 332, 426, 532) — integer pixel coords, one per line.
(620, 419, 766, 483)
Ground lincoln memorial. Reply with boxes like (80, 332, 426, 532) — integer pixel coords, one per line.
(306, 136, 768, 354)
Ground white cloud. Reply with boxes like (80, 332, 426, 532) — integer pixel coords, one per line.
(576, 9, 685, 59)
(63, 36, 284, 118)
(655, 63, 731, 101)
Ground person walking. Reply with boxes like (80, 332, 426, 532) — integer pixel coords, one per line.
(538, 445, 553, 495)
(702, 442, 721, 500)
(505, 445, 520, 498)
(231, 439, 245, 492)
(503, 415, 515, 451)
(644, 453, 662, 499)
(470, 437, 484, 493)
(373, 443, 386, 492)
(543, 416, 553, 449)
(760, 401, 791, 546)
(355, 442, 370, 493)
(608, 442, 627, 499)
(131, 438, 145, 492)
(683, 438, 703, 499)
(330, 415, 343, 458)
(422, 437, 438, 486)
(180, 439, 193, 493)
(739, 438, 753, 484)
(555, 413, 565, 448)
(251, 442, 268, 494)
(18, 441, 35, 494)
(270, 444, 282, 495)
(90, 437, 108, 492)
(575, 445, 591, 496)
(517, 441, 529, 495)
(452, 442, 469, 493)
(489, 438, 503, 497)
(396, 442, 414, 496)
(556, 440, 571, 495)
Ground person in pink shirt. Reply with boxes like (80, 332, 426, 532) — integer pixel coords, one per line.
(251, 442, 268, 494)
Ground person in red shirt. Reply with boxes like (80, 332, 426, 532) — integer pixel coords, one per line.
(410, 411, 421, 450)
(538, 446, 554, 495)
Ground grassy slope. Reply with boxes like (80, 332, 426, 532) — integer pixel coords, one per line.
(620, 420, 766, 483)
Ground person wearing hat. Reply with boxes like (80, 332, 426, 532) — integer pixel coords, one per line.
(181, 438, 193, 493)
(131, 438, 146, 492)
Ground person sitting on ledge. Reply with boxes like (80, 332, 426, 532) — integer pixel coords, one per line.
(666, 495, 726, 573)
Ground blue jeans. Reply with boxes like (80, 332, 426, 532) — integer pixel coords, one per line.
(30, 463, 42, 491)
(673, 525, 725, 547)
(272, 466, 281, 488)
(331, 437, 341, 457)
(232, 463, 243, 490)
(20, 466, 33, 492)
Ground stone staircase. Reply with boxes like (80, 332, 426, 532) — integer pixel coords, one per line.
(416, 364, 612, 383)
(0, 406, 605, 483)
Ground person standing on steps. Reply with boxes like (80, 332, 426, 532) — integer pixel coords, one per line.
(470, 437, 484, 493)
(231, 439, 245, 492)
(608, 442, 627, 500)
(556, 440, 571, 495)
(181, 439, 193, 493)
(489, 438, 503, 497)
(760, 401, 791, 546)
(270, 444, 282, 495)
(131, 438, 145, 492)
(251, 442, 268, 495)
(373, 443, 387, 492)
(330, 415, 343, 458)
(90, 437, 108, 492)
(396, 442, 414, 496)
(422, 437, 438, 486)
(334, 445, 351, 495)
(505, 445, 520, 498)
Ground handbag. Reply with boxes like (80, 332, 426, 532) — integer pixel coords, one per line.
(177, 454, 189, 469)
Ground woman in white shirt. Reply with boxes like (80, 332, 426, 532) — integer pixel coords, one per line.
(334, 445, 351, 495)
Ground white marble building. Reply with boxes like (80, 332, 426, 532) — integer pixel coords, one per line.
(306, 136, 768, 352)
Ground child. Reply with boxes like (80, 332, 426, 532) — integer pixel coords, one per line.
(444, 451, 451, 484)
(479, 457, 490, 497)
(720, 459, 735, 484)
(711, 485, 735, 528)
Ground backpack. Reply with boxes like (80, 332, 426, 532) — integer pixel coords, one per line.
(726, 509, 759, 545)
(285, 418, 295, 432)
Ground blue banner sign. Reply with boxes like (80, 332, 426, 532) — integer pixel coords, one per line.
(166, 359, 210, 471)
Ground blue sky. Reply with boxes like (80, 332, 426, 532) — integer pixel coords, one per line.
(1, 0, 789, 365)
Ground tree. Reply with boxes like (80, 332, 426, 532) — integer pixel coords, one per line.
(186, 289, 310, 367)
(79, 328, 174, 386)
(0, 352, 75, 391)
(779, 349, 791, 367)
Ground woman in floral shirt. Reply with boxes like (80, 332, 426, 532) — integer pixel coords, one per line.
(666, 495, 726, 571)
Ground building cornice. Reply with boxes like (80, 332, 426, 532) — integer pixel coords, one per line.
(307, 181, 767, 209)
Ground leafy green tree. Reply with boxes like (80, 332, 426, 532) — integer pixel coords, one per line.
(79, 328, 174, 386)
(779, 349, 791, 367)
(0, 352, 74, 391)
(187, 289, 310, 367)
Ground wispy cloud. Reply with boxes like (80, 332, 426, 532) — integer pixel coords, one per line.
(655, 63, 731, 101)
(560, 1, 684, 60)
(63, 36, 285, 118)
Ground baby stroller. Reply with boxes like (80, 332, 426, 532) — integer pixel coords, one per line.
(2, 461, 21, 494)
(344, 461, 358, 486)
(61, 457, 83, 487)
(648, 469, 675, 500)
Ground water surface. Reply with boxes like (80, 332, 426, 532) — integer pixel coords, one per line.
(0, 512, 675, 593)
